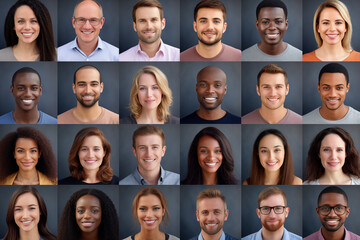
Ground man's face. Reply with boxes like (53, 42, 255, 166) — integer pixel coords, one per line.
(11, 72, 42, 112)
(256, 7, 288, 46)
(256, 194, 289, 232)
(196, 197, 228, 236)
(133, 7, 165, 45)
(72, 1, 104, 46)
(316, 193, 349, 233)
(132, 134, 166, 174)
(196, 67, 227, 111)
(318, 72, 349, 111)
(193, 8, 227, 46)
(72, 68, 103, 108)
(256, 73, 289, 110)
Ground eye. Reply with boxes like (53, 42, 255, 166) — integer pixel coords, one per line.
(262, 206, 270, 211)
(77, 209, 85, 214)
(336, 86, 344, 90)
(262, 20, 269, 25)
(199, 20, 207, 24)
(80, 148, 88, 152)
(31, 19, 38, 23)
(31, 86, 39, 91)
(151, 18, 158, 22)
(215, 83, 221, 88)
(275, 20, 283, 24)
(323, 148, 330, 152)
(152, 146, 159, 150)
(200, 149, 208, 154)
(78, 18, 86, 24)
(139, 87, 146, 91)
(94, 147, 101, 152)
(78, 83, 86, 87)
(274, 148, 281, 153)
(335, 21, 343, 25)
(91, 83, 99, 87)
(260, 149, 268, 153)
(199, 83, 207, 88)
(139, 207, 146, 211)
(215, 149, 222, 154)
(153, 207, 160, 211)
(91, 209, 99, 214)
(17, 20, 25, 24)
(17, 149, 24, 153)
(214, 210, 221, 214)
(31, 149, 38, 153)
(276, 85, 283, 89)
(17, 87, 25, 91)
(322, 86, 329, 90)
(214, 20, 221, 24)
(201, 210, 209, 216)
(337, 148, 344, 152)
(152, 86, 159, 90)
(322, 21, 329, 25)
(15, 208, 22, 212)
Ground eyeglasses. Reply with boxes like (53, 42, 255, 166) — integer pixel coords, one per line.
(74, 17, 103, 26)
(318, 205, 348, 216)
(258, 206, 286, 215)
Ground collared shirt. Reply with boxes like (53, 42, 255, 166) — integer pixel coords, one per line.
(58, 37, 119, 61)
(304, 227, 360, 240)
(198, 231, 226, 240)
(119, 166, 180, 185)
(242, 228, 301, 240)
(119, 40, 180, 61)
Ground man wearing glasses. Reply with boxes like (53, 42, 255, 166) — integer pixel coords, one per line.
(304, 186, 360, 240)
(58, 0, 119, 61)
(242, 187, 301, 240)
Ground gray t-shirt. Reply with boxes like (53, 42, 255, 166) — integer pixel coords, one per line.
(0, 47, 17, 61)
(303, 107, 360, 124)
(242, 43, 302, 61)
(242, 108, 302, 124)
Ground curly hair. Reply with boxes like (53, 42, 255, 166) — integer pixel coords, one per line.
(4, 186, 56, 240)
(0, 126, 57, 182)
(247, 129, 295, 185)
(182, 127, 237, 184)
(4, 0, 56, 61)
(68, 127, 113, 183)
(129, 66, 173, 122)
(305, 127, 360, 181)
(58, 188, 119, 240)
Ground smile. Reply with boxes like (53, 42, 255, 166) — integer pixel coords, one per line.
(82, 95, 95, 100)
(266, 161, 278, 166)
(81, 31, 94, 35)
(203, 32, 216, 37)
(325, 219, 340, 226)
(267, 98, 279, 102)
(327, 99, 339, 104)
(204, 97, 217, 103)
(265, 33, 280, 39)
(327, 162, 339, 167)
(326, 34, 339, 39)
(144, 159, 156, 162)
(21, 161, 35, 167)
(81, 221, 95, 227)
(84, 160, 97, 164)
(144, 220, 156, 226)
(145, 99, 155, 103)
(205, 222, 218, 227)
(22, 32, 34, 38)
(204, 162, 218, 167)
(21, 219, 33, 226)
(22, 99, 34, 104)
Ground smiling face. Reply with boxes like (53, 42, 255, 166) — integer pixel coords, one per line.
(317, 7, 346, 47)
(137, 194, 164, 231)
(197, 135, 223, 175)
(257, 73, 289, 111)
(78, 135, 105, 173)
(14, 5, 40, 45)
(11, 72, 42, 113)
(76, 195, 102, 234)
(256, 7, 288, 46)
(14, 192, 40, 233)
(319, 134, 346, 173)
(14, 138, 40, 173)
(258, 134, 285, 173)
(133, 7, 165, 45)
(137, 73, 162, 112)
(193, 8, 227, 46)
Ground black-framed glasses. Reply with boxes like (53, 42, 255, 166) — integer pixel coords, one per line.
(258, 206, 286, 215)
(74, 17, 103, 26)
(318, 205, 348, 216)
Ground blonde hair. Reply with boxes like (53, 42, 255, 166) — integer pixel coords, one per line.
(313, 0, 352, 51)
(129, 66, 173, 122)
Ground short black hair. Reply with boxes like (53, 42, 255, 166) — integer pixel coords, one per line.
(317, 186, 348, 205)
(12, 67, 41, 86)
(73, 65, 102, 84)
(318, 63, 349, 84)
(256, 0, 288, 19)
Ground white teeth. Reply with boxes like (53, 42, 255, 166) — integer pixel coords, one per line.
(22, 33, 33, 36)
(144, 159, 155, 162)
(268, 98, 278, 102)
(82, 31, 93, 34)
(328, 99, 338, 103)
(206, 223, 217, 226)
(267, 162, 277, 166)
(327, 34, 338, 38)
(205, 98, 216, 100)
(22, 99, 33, 103)
(82, 222, 93, 227)
(22, 220, 32, 224)
(328, 162, 339, 166)
(85, 160, 96, 163)
(144, 220, 155, 224)
(205, 162, 216, 166)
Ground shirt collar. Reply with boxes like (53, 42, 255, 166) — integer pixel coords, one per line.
(134, 166, 164, 185)
(72, 36, 103, 50)
(318, 227, 352, 240)
(198, 231, 225, 240)
(136, 39, 165, 56)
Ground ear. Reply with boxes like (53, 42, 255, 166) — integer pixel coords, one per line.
(256, 208, 261, 219)
(345, 207, 350, 218)
(224, 209, 229, 221)
(256, 20, 259, 31)
(196, 210, 200, 222)
(224, 85, 227, 94)
(285, 19, 289, 30)
(132, 147, 137, 157)
(223, 22, 227, 33)
(316, 207, 320, 218)
(346, 83, 350, 93)
(72, 17, 76, 29)
(100, 82, 104, 93)
(161, 18, 166, 30)
(99, 17, 105, 29)
(256, 85, 260, 96)
(284, 207, 289, 218)
(193, 21, 197, 32)
(39, 86, 42, 96)
(285, 84, 289, 96)
(10, 86, 14, 96)
(72, 83, 76, 94)
(317, 84, 320, 94)
(133, 21, 137, 32)
(161, 145, 166, 157)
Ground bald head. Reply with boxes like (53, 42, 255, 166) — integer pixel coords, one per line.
(197, 66, 227, 84)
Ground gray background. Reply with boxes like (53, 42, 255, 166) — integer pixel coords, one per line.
(180, 0, 242, 52)
(302, 0, 360, 54)
(0, 185, 58, 236)
(302, 62, 360, 115)
(0, 0, 58, 49)
(302, 124, 360, 180)
(118, 124, 180, 180)
(57, 124, 119, 181)
(0, 62, 57, 118)
(180, 62, 241, 118)
(303, 185, 360, 237)
(118, 0, 180, 52)
(241, 185, 302, 237)
(57, 0, 119, 48)
(119, 185, 180, 239)
(241, 124, 303, 183)
(118, 62, 180, 119)
(241, 0, 302, 51)
(241, 62, 302, 116)
(57, 62, 119, 115)
(180, 185, 241, 239)
(180, 124, 241, 184)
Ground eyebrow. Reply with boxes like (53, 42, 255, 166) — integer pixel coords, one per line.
(261, 17, 284, 20)
(15, 204, 38, 207)
(199, 146, 221, 148)
(76, 80, 100, 84)
(259, 145, 282, 148)
(321, 19, 344, 22)
(198, 17, 222, 21)
(321, 83, 345, 87)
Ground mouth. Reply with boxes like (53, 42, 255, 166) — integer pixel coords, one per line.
(326, 99, 339, 105)
(22, 32, 34, 38)
(145, 99, 155, 103)
(265, 33, 280, 39)
(144, 159, 156, 162)
(202, 31, 216, 38)
(143, 30, 155, 36)
(20, 161, 35, 167)
(81, 221, 95, 227)
(326, 34, 339, 40)
(21, 219, 33, 226)
(81, 30, 94, 35)
(144, 219, 157, 226)
(81, 94, 95, 100)
(204, 162, 219, 168)
(327, 162, 340, 167)
(84, 160, 97, 164)
(267, 98, 279, 103)
(203, 97, 217, 103)
(266, 161, 278, 167)
(205, 222, 218, 228)
(325, 219, 340, 226)
(22, 99, 34, 105)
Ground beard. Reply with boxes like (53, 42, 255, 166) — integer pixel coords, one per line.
(200, 221, 224, 236)
(197, 32, 222, 46)
(77, 95, 100, 108)
(137, 29, 161, 44)
(262, 217, 285, 232)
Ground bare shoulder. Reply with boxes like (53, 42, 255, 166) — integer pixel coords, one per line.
(243, 179, 249, 185)
(292, 176, 303, 185)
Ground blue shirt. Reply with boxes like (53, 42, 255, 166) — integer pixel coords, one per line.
(242, 228, 301, 240)
(189, 231, 238, 240)
(119, 166, 180, 185)
(58, 37, 119, 61)
(0, 111, 57, 124)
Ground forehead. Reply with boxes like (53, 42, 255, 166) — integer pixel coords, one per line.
(82, 135, 103, 146)
(260, 194, 285, 206)
(197, 67, 226, 83)
(320, 133, 345, 147)
(259, 134, 284, 148)
(14, 72, 40, 85)
(319, 7, 343, 20)
(138, 73, 157, 85)
(75, 68, 101, 83)
(15, 5, 36, 18)
(198, 135, 220, 147)
(259, 73, 286, 85)
(198, 197, 225, 210)
(319, 193, 347, 205)
(136, 7, 161, 19)
(15, 137, 38, 148)
(16, 192, 38, 205)
(258, 7, 286, 19)
(138, 194, 162, 206)
(74, 1, 102, 17)
(76, 194, 101, 207)
(319, 72, 347, 85)
(135, 134, 162, 145)
(196, 8, 224, 21)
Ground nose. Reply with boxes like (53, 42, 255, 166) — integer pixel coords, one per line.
(24, 150, 32, 160)
(206, 85, 215, 93)
(83, 19, 92, 28)
(88, 149, 95, 157)
(23, 209, 29, 218)
(329, 87, 337, 97)
(328, 208, 337, 217)
(268, 21, 276, 30)
(146, 88, 153, 97)
(269, 208, 277, 217)
(24, 87, 32, 97)
(329, 22, 336, 31)
(84, 210, 91, 219)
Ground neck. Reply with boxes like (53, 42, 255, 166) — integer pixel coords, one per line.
(136, 109, 163, 124)
(196, 41, 223, 58)
(261, 226, 284, 240)
(80, 230, 98, 240)
(264, 170, 280, 185)
(138, 228, 163, 240)
(319, 105, 349, 121)
(139, 39, 161, 58)
(196, 107, 226, 121)
(321, 226, 345, 240)
(73, 104, 102, 122)
(19, 228, 41, 240)
(83, 169, 100, 183)
(202, 171, 217, 185)
(315, 44, 350, 61)
(319, 171, 351, 185)
(13, 41, 39, 61)
(201, 229, 223, 240)
(259, 106, 287, 124)
(258, 41, 287, 55)
(16, 169, 39, 185)
(77, 37, 98, 56)
(138, 166, 161, 185)
(13, 108, 40, 124)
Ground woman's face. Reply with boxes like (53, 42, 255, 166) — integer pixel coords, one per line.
(137, 194, 164, 230)
(258, 134, 285, 173)
(14, 192, 40, 233)
(317, 7, 347, 47)
(197, 135, 223, 174)
(14, 138, 40, 173)
(137, 73, 162, 112)
(14, 5, 40, 45)
(76, 195, 102, 234)
(319, 133, 346, 173)
(78, 136, 105, 172)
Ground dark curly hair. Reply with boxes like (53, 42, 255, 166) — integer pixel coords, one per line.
(58, 188, 119, 240)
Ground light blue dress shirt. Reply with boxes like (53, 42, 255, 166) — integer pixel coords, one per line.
(242, 228, 301, 240)
(119, 166, 179, 185)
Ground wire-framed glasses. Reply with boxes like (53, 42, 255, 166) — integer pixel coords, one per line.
(74, 17, 103, 26)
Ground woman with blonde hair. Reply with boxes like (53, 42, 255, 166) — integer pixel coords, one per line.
(303, 0, 360, 61)
(120, 66, 179, 124)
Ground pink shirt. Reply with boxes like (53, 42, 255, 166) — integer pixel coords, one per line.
(304, 228, 360, 240)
